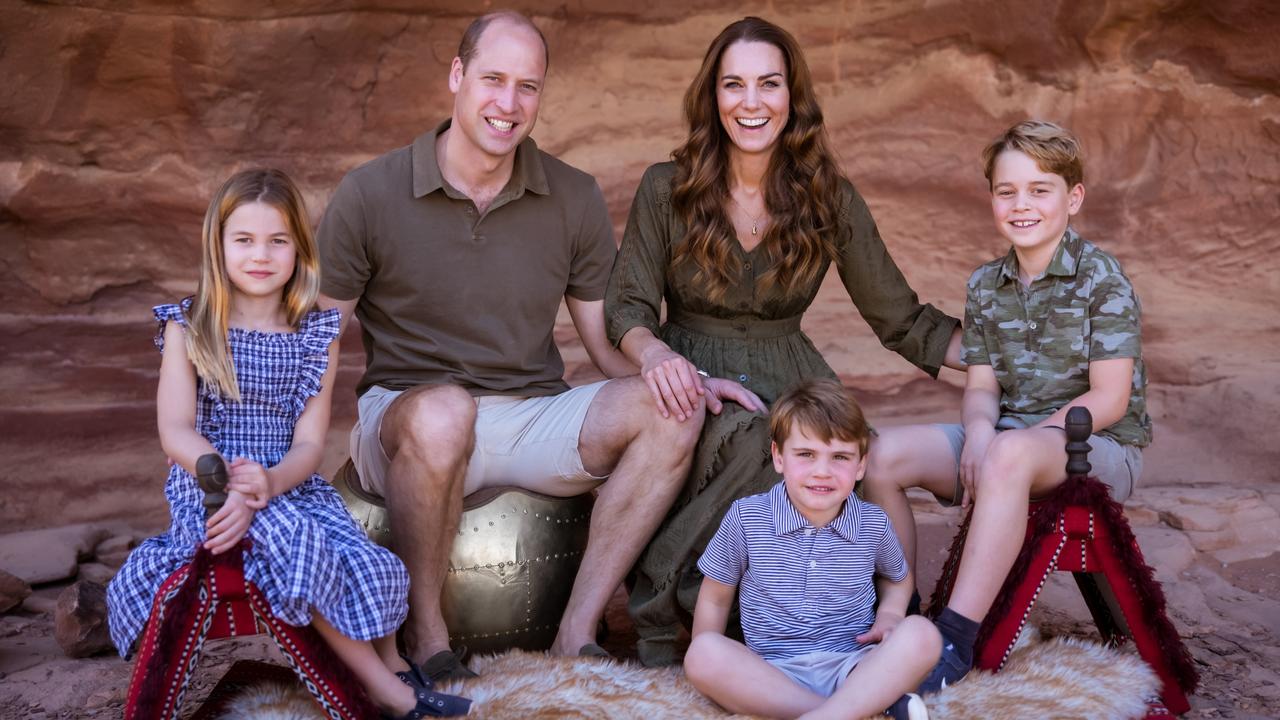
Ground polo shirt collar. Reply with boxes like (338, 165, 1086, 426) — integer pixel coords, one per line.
(411, 119, 551, 200)
(768, 482, 860, 542)
(997, 227, 1083, 285)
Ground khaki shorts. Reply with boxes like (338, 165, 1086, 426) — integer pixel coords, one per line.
(936, 417, 1143, 506)
(766, 647, 875, 697)
(351, 382, 610, 499)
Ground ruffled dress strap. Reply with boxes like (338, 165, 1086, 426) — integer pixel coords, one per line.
(152, 296, 194, 352)
(288, 308, 342, 416)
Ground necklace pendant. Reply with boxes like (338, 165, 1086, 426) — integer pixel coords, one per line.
(751, 224, 758, 236)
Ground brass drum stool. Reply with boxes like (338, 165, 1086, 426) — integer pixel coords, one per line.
(334, 461, 594, 655)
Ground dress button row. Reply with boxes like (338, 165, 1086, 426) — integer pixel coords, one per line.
(809, 560, 817, 569)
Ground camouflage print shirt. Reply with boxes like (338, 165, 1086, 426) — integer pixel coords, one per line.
(961, 228, 1152, 447)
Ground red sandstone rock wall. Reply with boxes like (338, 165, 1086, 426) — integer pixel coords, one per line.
(1, 0, 1278, 530)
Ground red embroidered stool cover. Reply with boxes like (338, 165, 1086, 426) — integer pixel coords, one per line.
(927, 407, 1198, 717)
(122, 457, 375, 720)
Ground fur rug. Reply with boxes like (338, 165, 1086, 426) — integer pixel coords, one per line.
(218, 629, 1158, 719)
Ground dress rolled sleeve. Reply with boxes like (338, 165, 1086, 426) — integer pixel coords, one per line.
(317, 173, 372, 302)
(836, 186, 959, 378)
(697, 501, 747, 588)
(605, 166, 668, 347)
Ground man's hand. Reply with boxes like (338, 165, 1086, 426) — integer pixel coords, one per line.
(702, 377, 766, 416)
(204, 490, 256, 555)
(639, 345, 704, 421)
(855, 610, 903, 644)
(227, 458, 271, 509)
(959, 424, 996, 508)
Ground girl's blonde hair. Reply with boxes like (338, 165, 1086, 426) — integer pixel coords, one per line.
(185, 168, 319, 401)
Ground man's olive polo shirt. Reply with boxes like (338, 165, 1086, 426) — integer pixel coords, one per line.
(318, 120, 616, 398)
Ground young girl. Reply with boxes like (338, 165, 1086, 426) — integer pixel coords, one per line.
(106, 168, 470, 718)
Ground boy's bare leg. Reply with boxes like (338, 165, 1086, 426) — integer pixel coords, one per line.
(800, 616, 941, 720)
(379, 384, 477, 663)
(864, 425, 962, 574)
(947, 427, 1068, 620)
(312, 614, 415, 715)
(684, 633, 826, 718)
(549, 377, 703, 655)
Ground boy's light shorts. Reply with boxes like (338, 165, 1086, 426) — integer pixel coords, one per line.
(935, 417, 1142, 507)
(766, 646, 875, 697)
(351, 382, 610, 499)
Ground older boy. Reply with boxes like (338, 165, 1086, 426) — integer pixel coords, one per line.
(863, 120, 1151, 691)
(684, 379, 940, 720)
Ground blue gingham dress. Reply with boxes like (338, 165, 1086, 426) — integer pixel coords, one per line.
(107, 298, 409, 657)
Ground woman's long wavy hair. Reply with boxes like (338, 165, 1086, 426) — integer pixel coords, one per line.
(671, 17, 844, 301)
(185, 168, 320, 401)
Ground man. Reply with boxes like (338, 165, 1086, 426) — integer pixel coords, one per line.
(317, 11, 752, 680)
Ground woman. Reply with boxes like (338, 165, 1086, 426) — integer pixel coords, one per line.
(605, 17, 962, 667)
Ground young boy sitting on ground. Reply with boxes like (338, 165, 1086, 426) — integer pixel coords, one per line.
(683, 378, 941, 720)
(862, 120, 1151, 692)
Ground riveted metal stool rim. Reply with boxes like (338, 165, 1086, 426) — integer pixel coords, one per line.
(336, 458, 589, 511)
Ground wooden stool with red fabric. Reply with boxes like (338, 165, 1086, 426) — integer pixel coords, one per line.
(927, 407, 1198, 718)
(122, 456, 376, 720)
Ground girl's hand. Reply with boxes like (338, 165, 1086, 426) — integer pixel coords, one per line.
(959, 424, 996, 508)
(227, 457, 271, 509)
(204, 490, 255, 555)
(639, 345, 704, 422)
(855, 611, 902, 644)
(702, 377, 766, 416)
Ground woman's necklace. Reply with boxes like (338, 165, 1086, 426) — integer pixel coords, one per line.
(728, 193, 767, 236)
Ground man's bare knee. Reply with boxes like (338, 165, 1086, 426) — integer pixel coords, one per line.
(385, 385, 476, 467)
(621, 375, 705, 445)
(659, 395, 705, 450)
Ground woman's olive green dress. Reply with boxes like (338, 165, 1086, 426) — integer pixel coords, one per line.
(605, 162, 958, 666)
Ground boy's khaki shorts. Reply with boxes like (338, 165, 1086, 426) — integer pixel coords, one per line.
(351, 382, 610, 499)
(766, 647, 875, 697)
(935, 417, 1142, 507)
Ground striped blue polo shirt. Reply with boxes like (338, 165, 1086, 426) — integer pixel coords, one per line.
(697, 482, 908, 661)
